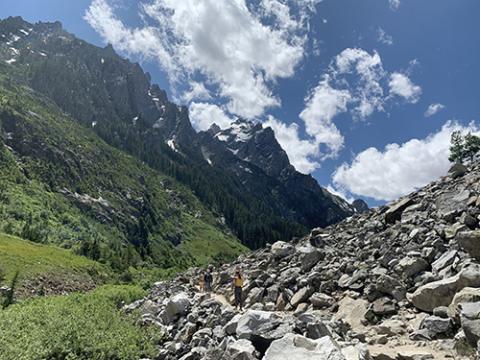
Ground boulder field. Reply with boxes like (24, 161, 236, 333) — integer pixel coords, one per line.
(127, 162, 480, 359)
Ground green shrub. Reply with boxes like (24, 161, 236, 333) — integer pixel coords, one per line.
(0, 285, 161, 360)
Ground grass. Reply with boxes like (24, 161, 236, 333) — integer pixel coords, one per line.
(0, 232, 110, 288)
(0, 285, 161, 360)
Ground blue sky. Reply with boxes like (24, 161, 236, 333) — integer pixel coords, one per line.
(1, 0, 479, 206)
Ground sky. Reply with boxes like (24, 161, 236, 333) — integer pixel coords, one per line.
(1, 0, 479, 206)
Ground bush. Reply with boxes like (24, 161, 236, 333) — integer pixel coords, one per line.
(0, 285, 161, 360)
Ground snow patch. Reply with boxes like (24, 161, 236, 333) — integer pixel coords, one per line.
(5, 132, 13, 140)
(11, 35, 20, 42)
(38, 51, 47, 57)
(91, 121, 97, 127)
(9, 47, 19, 56)
(132, 116, 139, 125)
(19, 29, 30, 36)
(215, 133, 229, 142)
(101, 58, 105, 64)
(5, 58, 16, 64)
(166, 139, 178, 152)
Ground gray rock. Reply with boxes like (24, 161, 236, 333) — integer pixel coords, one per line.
(449, 162, 468, 179)
(291, 286, 314, 307)
(271, 241, 295, 259)
(460, 302, 480, 346)
(385, 198, 414, 224)
(161, 292, 190, 324)
(431, 250, 458, 273)
(449, 287, 480, 317)
(263, 333, 346, 360)
(310, 293, 335, 309)
(395, 256, 429, 278)
(456, 230, 480, 259)
(420, 315, 452, 336)
(408, 264, 480, 312)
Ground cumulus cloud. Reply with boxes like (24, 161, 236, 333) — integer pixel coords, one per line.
(299, 77, 350, 158)
(332, 121, 479, 201)
(85, 0, 314, 119)
(182, 81, 212, 103)
(189, 102, 234, 131)
(425, 103, 446, 117)
(264, 116, 320, 173)
(388, 72, 422, 103)
(377, 28, 394, 46)
(334, 48, 386, 119)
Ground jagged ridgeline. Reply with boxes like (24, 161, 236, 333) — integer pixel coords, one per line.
(0, 16, 354, 268)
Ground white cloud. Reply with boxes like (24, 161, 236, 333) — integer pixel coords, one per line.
(332, 121, 479, 201)
(425, 103, 446, 117)
(334, 48, 386, 119)
(182, 81, 212, 103)
(388, 72, 422, 103)
(299, 77, 350, 158)
(189, 102, 234, 131)
(85, 0, 313, 119)
(389, 0, 400, 10)
(377, 28, 393, 46)
(264, 116, 320, 173)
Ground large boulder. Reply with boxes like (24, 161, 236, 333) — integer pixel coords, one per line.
(460, 302, 480, 346)
(449, 287, 480, 317)
(236, 310, 295, 354)
(384, 198, 414, 224)
(407, 264, 480, 312)
(449, 162, 468, 179)
(263, 333, 345, 360)
(395, 256, 429, 278)
(456, 231, 480, 259)
(161, 292, 190, 324)
(225, 338, 257, 360)
(271, 241, 295, 259)
(291, 286, 314, 307)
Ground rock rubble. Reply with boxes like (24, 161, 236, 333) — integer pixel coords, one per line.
(127, 161, 480, 359)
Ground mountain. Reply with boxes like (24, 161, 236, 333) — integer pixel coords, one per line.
(199, 119, 353, 227)
(127, 161, 480, 359)
(0, 16, 353, 250)
(0, 56, 245, 272)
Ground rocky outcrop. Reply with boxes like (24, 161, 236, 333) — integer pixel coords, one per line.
(127, 161, 480, 359)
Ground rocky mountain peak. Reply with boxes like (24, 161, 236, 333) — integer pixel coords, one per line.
(128, 160, 480, 359)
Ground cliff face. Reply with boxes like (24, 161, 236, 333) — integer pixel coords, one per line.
(128, 161, 480, 359)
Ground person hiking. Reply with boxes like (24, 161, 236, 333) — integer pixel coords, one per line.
(204, 267, 213, 292)
(233, 267, 244, 311)
(198, 273, 205, 292)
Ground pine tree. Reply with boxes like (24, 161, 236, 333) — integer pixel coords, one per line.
(464, 132, 480, 162)
(449, 131, 466, 163)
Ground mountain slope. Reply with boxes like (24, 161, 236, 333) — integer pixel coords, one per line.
(0, 16, 353, 249)
(0, 66, 246, 270)
(130, 161, 480, 359)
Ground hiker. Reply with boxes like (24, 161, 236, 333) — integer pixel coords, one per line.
(233, 267, 244, 310)
(204, 267, 213, 292)
(198, 273, 205, 292)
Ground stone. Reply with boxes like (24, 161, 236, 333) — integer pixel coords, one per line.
(431, 250, 458, 273)
(224, 314, 242, 335)
(407, 264, 480, 312)
(449, 287, 480, 317)
(456, 230, 480, 259)
(376, 275, 406, 301)
(225, 339, 257, 360)
(161, 292, 190, 324)
(436, 190, 470, 218)
(460, 302, 480, 346)
(310, 292, 335, 309)
(395, 256, 429, 278)
(333, 297, 369, 331)
(372, 297, 397, 316)
(449, 162, 468, 179)
(271, 241, 295, 259)
(385, 198, 414, 224)
(432, 306, 450, 318)
(263, 333, 346, 360)
(291, 286, 314, 307)
(298, 246, 324, 272)
(420, 315, 452, 336)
